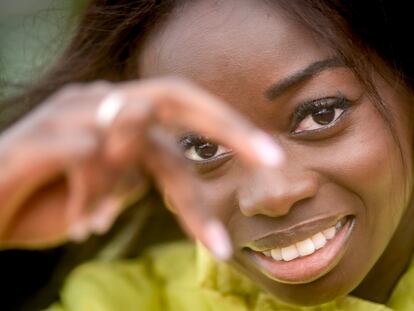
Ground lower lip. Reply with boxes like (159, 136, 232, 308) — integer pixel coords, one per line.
(249, 217, 355, 284)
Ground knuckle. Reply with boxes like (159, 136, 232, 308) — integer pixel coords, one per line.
(156, 76, 193, 94)
(46, 81, 115, 112)
(152, 76, 194, 111)
(167, 76, 193, 90)
(87, 80, 113, 93)
(44, 83, 85, 107)
(73, 131, 101, 158)
(128, 101, 153, 123)
(58, 83, 85, 97)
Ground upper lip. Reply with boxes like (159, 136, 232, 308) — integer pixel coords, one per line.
(244, 215, 349, 252)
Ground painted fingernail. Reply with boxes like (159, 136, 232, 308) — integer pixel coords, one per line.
(89, 211, 111, 235)
(89, 197, 119, 235)
(250, 132, 284, 167)
(204, 220, 233, 261)
(69, 220, 90, 242)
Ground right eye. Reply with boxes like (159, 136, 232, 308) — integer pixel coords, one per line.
(179, 134, 232, 162)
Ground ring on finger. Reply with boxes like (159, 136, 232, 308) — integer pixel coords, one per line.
(95, 91, 126, 130)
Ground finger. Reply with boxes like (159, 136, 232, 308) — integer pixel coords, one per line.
(119, 78, 285, 167)
(102, 97, 151, 168)
(142, 125, 233, 260)
(65, 146, 109, 227)
(0, 132, 98, 242)
(65, 144, 139, 241)
(79, 166, 148, 237)
(67, 133, 149, 240)
(85, 195, 121, 236)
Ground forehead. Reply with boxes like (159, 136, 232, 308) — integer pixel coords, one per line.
(139, 0, 334, 76)
(138, 0, 334, 84)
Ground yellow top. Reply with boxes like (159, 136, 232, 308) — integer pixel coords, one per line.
(45, 241, 414, 311)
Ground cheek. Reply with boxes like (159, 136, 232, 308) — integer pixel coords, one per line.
(310, 103, 408, 236)
(197, 173, 240, 223)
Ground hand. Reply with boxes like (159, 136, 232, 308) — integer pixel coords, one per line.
(0, 77, 283, 260)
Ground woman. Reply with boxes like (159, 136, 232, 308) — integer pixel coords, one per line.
(1, 0, 414, 310)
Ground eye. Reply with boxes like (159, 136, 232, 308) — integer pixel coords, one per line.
(295, 107, 344, 133)
(292, 97, 351, 134)
(179, 134, 232, 162)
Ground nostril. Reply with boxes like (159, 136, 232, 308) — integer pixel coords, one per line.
(263, 196, 293, 217)
(237, 168, 319, 218)
(238, 198, 256, 217)
(238, 194, 293, 217)
(237, 177, 319, 218)
(239, 195, 298, 218)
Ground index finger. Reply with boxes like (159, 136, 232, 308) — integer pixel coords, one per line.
(143, 125, 233, 261)
(119, 78, 285, 167)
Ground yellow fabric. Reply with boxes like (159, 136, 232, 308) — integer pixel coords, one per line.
(45, 241, 414, 311)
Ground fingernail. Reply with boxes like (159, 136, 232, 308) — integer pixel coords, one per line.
(69, 220, 90, 242)
(204, 220, 233, 261)
(89, 197, 119, 235)
(250, 132, 284, 167)
(89, 212, 111, 235)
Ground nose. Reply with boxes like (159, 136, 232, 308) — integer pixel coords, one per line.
(237, 164, 319, 217)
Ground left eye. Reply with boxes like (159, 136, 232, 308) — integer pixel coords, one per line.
(295, 107, 345, 133)
(292, 97, 351, 134)
(179, 135, 231, 162)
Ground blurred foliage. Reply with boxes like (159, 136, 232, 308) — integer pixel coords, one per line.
(0, 0, 86, 98)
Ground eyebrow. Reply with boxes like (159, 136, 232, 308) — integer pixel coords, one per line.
(264, 58, 344, 101)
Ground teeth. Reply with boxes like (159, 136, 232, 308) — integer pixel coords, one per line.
(263, 250, 271, 257)
(270, 248, 282, 260)
(311, 232, 327, 250)
(260, 219, 346, 261)
(281, 245, 299, 261)
(296, 239, 315, 256)
(323, 227, 336, 240)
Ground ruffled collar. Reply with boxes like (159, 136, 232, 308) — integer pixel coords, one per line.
(196, 242, 414, 310)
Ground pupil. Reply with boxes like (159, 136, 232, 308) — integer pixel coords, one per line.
(195, 142, 218, 159)
(312, 108, 335, 125)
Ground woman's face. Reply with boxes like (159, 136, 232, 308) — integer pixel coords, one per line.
(139, 0, 414, 305)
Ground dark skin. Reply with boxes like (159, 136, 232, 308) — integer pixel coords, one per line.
(139, 0, 414, 305)
(0, 0, 413, 307)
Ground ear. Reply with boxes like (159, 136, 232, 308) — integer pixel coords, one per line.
(0, 176, 75, 250)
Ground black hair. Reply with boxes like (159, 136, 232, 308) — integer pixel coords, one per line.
(1, 1, 413, 310)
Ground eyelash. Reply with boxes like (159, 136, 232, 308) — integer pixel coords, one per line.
(178, 134, 233, 167)
(179, 96, 352, 167)
(290, 96, 352, 134)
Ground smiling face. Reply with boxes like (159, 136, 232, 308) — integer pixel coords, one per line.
(138, 0, 414, 305)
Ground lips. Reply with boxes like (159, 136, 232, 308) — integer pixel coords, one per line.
(244, 216, 355, 284)
(245, 215, 348, 251)
(260, 217, 347, 261)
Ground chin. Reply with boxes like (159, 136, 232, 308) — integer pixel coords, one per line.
(236, 253, 366, 306)
(261, 277, 353, 306)
(240, 218, 361, 303)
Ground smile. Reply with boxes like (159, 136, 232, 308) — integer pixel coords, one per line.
(246, 216, 355, 284)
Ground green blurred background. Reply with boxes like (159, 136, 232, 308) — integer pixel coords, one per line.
(0, 0, 85, 98)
